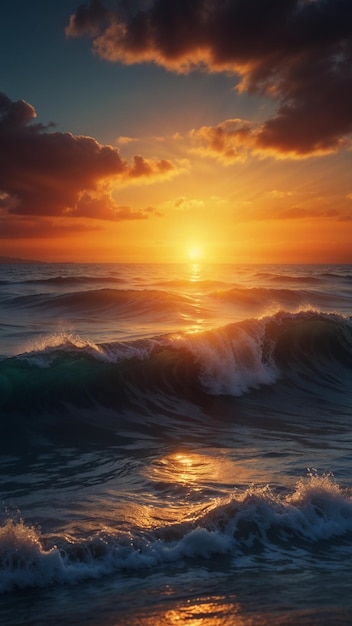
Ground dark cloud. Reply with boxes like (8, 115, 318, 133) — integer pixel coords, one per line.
(0, 217, 99, 239)
(65, 0, 109, 37)
(128, 155, 175, 178)
(66, 0, 352, 156)
(0, 93, 177, 219)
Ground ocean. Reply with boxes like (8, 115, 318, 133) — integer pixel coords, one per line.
(0, 262, 352, 625)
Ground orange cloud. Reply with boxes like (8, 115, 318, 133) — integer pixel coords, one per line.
(0, 93, 178, 220)
(187, 113, 352, 161)
(269, 190, 293, 199)
(116, 136, 138, 145)
(252, 206, 352, 222)
(127, 155, 175, 179)
(66, 0, 352, 157)
(189, 119, 255, 162)
(71, 190, 161, 220)
(163, 196, 205, 212)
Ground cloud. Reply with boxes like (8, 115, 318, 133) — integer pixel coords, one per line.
(0, 92, 178, 220)
(299, 207, 352, 220)
(66, 0, 352, 157)
(65, 0, 109, 37)
(116, 135, 138, 145)
(162, 194, 226, 213)
(127, 154, 175, 179)
(189, 118, 255, 162)
(0, 217, 99, 239)
(269, 190, 293, 199)
(71, 191, 161, 220)
(163, 196, 205, 211)
(274, 207, 327, 220)
(258, 206, 352, 221)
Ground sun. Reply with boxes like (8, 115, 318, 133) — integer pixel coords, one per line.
(188, 246, 202, 261)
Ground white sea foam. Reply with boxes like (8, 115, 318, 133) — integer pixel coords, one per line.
(1, 473, 352, 593)
(170, 320, 279, 395)
(17, 332, 153, 366)
(0, 519, 65, 592)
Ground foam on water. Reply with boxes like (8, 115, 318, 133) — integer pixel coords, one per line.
(170, 320, 279, 395)
(1, 472, 352, 593)
(19, 332, 153, 366)
(0, 311, 350, 427)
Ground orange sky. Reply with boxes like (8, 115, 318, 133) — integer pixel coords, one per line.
(1, 1, 352, 263)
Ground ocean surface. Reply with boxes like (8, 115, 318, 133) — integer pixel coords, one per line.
(0, 262, 352, 625)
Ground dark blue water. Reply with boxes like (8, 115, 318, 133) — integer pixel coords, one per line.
(0, 263, 352, 625)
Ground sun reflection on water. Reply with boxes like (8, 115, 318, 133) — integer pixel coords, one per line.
(179, 262, 209, 333)
(163, 598, 239, 626)
(126, 595, 268, 626)
(146, 450, 260, 499)
(189, 262, 202, 283)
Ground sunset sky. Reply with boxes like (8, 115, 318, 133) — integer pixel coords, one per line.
(1, 0, 352, 263)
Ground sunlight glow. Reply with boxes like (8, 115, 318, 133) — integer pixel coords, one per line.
(188, 246, 202, 261)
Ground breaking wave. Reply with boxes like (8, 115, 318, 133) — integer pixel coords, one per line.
(0, 310, 351, 409)
(1, 472, 351, 593)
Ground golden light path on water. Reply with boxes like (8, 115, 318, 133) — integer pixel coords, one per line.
(127, 597, 252, 626)
(148, 451, 260, 494)
(123, 595, 292, 625)
(142, 449, 272, 528)
(180, 263, 210, 334)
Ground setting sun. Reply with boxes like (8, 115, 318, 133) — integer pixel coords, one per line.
(188, 246, 202, 261)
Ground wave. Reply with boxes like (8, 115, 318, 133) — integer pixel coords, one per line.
(253, 272, 322, 285)
(22, 275, 126, 286)
(0, 311, 351, 432)
(1, 472, 351, 593)
(0, 276, 126, 287)
(2, 284, 350, 327)
(320, 272, 352, 280)
(208, 286, 349, 311)
(3, 288, 204, 320)
(154, 278, 232, 289)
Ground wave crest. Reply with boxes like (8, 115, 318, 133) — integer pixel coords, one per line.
(1, 472, 352, 593)
(0, 310, 350, 408)
(170, 320, 278, 396)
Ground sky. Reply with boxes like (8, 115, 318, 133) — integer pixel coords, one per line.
(0, 0, 352, 263)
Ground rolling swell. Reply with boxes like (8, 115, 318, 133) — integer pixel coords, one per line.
(2, 284, 350, 324)
(253, 272, 322, 284)
(2, 276, 126, 287)
(2, 288, 205, 322)
(209, 285, 349, 311)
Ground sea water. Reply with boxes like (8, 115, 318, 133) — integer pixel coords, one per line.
(0, 262, 352, 625)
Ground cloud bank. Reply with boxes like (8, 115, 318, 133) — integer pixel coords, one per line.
(0, 92, 177, 220)
(66, 0, 352, 157)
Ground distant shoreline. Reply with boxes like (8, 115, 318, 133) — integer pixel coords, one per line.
(0, 256, 45, 264)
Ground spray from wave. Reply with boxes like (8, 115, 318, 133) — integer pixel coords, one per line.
(1, 471, 351, 593)
(0, 311, 351, 417)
